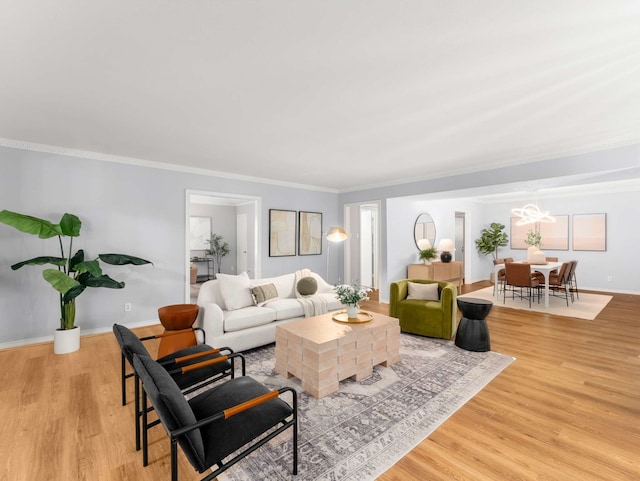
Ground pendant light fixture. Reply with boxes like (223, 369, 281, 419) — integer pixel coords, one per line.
(511, 203, 555, 225)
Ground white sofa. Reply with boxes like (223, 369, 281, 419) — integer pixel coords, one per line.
(196, 271, 342, 352)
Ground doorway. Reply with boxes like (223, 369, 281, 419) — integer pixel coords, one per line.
(344, 201, 381, 290)
(185, 190, 260, 303)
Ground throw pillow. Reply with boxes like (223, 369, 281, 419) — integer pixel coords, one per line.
(297, 276, 318, 296)
(217, 272, 254, 311)
(251, 283, 279, 307)
(407, 282, 440, 301)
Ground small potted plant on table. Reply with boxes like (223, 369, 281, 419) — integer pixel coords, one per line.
(334, 282, 372, 319)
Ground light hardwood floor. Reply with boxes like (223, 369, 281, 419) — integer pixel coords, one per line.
(0, 282, 638, 481)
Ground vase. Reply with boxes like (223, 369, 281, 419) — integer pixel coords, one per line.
(54, 326, 80, 354)
(346, 304, 360, 319)
(423, 259, 432, 265)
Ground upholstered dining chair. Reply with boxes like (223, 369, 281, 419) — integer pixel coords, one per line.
(133, 353, 298, 481)
(112, 324, 245, 464)
(549, 262, 573, 306)
(504, 262, 540, 308)
(568, 260, 579, 299)
(493, 257, 513, 293)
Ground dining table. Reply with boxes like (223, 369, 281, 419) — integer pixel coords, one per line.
(494, 260, 564, 308)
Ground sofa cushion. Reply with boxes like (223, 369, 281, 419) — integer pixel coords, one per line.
(217, 272, 254, 311)
(224, 306, 276, 332)
(296, 276, 318, 296)
(263, 298, 305, 320)
(252, 273, 296, 299)
(407, 281, 440, 301)
(251, 283, 279, 307)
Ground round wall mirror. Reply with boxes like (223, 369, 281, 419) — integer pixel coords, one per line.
(414, 213, 436, 250)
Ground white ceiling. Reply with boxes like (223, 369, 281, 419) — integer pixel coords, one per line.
(1, 1, 639, 192)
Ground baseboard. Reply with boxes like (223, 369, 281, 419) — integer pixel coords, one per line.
(0, 318, 161, 351)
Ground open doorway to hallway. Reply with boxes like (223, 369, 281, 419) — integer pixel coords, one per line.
(185, 190, 260, 303)
(344, 201, 381, 298)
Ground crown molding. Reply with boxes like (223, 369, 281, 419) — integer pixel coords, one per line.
(0, 137, 339, 194)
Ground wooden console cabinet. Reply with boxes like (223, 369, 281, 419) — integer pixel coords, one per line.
(407, 261, 463, 293)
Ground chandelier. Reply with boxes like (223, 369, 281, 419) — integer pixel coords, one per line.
(511, 203, 555, 226)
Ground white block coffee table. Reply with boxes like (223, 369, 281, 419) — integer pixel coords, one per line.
(275, 311, 401, 398)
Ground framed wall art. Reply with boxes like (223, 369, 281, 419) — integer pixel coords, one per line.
(509, 217, 529, 249)
(539, 215, 569, 250)
(510, 216, 569, 250)
(573, 213, 607, 251)
(298, 211, 323, 255)
(269, 209, 296, 257)
(189, 216, 211, 250)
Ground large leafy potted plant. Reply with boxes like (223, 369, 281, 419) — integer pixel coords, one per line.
(475, 222, 509, 261)
(206, 233, 230, 278)
(0, 210, 152, 354)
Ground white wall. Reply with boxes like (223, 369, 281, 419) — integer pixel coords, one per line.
(341, 144, 640, 302)
(385, 189, 640, 300)
(478, 190, 640, 292)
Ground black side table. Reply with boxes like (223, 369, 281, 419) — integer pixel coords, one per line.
(455, 297, 493, 352)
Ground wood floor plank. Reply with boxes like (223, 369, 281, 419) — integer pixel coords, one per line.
(0, 282, 638, 481)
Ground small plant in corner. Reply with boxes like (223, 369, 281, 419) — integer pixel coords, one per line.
(0, 210, 152, 330)
(475, 222, 508, 261)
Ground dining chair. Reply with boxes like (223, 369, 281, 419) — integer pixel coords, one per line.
(493, 257, 513, 293)
(504, 262, 540, 308)
(549, 262, 573, 306)
(133, 353, 298, 481)
(568, 260, 579, 299)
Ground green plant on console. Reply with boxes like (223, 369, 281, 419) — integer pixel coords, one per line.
(418, 247, 438, 262)
(475, 222, 508, 261)
(0, 210, 152, 330)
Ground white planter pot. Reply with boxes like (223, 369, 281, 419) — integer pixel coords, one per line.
(346, 305, 360, 319)
(54, 326, 80, 354)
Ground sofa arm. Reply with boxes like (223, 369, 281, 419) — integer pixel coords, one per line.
(195, 302, 225, 341)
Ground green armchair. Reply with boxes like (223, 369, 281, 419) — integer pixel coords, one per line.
(389, 279, 457, 340)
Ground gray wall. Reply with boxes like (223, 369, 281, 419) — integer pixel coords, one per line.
(0, 147, 339, 346)
(1, 143, 639, 346)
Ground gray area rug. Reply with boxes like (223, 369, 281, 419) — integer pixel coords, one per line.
(218, 333, 514, 481)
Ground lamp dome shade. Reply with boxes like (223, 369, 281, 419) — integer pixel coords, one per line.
(326, 226, 348, 242)
(437, 238, 455, 251)
(417, 238, 432, 250)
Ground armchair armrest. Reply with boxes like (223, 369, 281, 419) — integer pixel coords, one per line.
(167, 352, 247, 377)
(171, 386, 297, 438)
(389, 280, 409, 318)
